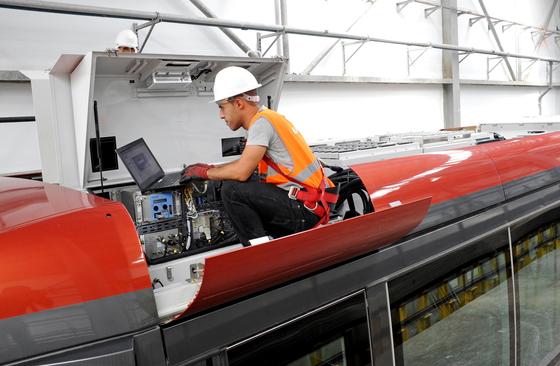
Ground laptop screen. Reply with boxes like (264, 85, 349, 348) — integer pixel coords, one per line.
(116, 138, 164, 190)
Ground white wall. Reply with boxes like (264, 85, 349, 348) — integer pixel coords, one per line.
(0, 83, 33, 116)
(280, 0, 443, 78)
(0, 0, 558, 174)
(280, 82, 443, 142)
(461, 86, 560, 124)
(0, 83, 41, 175)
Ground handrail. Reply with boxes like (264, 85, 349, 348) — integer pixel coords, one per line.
(1, 0, 559, 64)
(0, 116, 36, 124)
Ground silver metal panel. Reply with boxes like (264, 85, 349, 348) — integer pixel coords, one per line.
(414, 183, 506, 232)
(502, 167, 560, 201)
(367, 283, 395, 366)
(133, 327, 166, 366)
(502, 182, 560, 228)
(0, 289, 158, 365)
(14, 335, 136, 366)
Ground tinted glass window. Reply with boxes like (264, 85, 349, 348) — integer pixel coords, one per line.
(389, 231, 512, 366)
(227, 293, 371, 366)
(513, 218, 560, 366)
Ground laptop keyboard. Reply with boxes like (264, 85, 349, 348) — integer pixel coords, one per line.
(152, 172, 181, 189)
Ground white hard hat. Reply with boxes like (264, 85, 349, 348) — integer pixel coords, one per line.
(212, 66, 262, 103)
(115, 29, 138, 49)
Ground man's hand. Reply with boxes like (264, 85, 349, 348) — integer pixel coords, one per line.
(180, 163, 214, 184)
(206, 145, 267, 181)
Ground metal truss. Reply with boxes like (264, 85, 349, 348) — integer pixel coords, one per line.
(2, 0, 559, 86)
(341, 40, 367, 75)
(397, 0, 560, 39)
(395, 0, 560, 82)
(477, 0, 515, 81)
(256, 32, 282, 57)
(486, 56, 504, 80)
(302, 0, 375, 75)
(534, 0, 559, 50)
(407, 46, 431, 76)
(458, 52, 471, 64)
(133, 12, 161, 53)
(519, 59, 539, 80)
(187, 0, 260, 57)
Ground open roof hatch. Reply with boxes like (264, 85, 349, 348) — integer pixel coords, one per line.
(38, 52, 286, 190)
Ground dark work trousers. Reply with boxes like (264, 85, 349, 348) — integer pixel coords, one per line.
(221, 180, 320, 245)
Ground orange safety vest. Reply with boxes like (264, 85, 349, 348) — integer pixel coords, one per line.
(248, 108, 338, 225)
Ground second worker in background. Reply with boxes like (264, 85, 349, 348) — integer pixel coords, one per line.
(180, 66, 338, 246)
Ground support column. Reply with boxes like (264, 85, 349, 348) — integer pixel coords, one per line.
(274, 0, 283, 56)
(442, 0, 461, 128)
(279, 0, 290, 73)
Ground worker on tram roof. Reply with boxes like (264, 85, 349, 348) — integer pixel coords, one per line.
(180, 66, 338, 246)
(114, 29, 138, 53)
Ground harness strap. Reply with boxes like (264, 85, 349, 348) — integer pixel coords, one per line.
(262, 155, 338, 226)
(292, 187, 338, 204)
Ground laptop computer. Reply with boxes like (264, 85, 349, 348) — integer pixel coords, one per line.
(116, 138, 182, 193)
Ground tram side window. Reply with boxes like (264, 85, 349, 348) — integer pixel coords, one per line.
(511, 211, 560, 366)
(388, 230, 512, 366)
(227, 293, 371, 366)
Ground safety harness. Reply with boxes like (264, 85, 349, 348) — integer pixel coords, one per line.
(262, 156, 339, 226)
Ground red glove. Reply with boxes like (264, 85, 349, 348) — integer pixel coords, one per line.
(180, 163, 213, 184)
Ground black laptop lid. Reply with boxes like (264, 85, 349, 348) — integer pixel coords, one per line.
(116, 138, 165, 191)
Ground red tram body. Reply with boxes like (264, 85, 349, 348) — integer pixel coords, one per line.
(3, 133, 560, 366)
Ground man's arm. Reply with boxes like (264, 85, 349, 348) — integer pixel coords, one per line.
(207, 145, 267, 181)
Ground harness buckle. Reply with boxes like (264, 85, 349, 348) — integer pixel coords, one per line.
(288, 186, 300, 200)
(304, 201, 319, 212)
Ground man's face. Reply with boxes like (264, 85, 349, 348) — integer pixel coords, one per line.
(117, 46, 136, 53)
(218, 99, 243, 131)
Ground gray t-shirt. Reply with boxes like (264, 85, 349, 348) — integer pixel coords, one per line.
(246, 114, 297, 189)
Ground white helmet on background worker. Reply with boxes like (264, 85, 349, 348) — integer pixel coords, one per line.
(212, 66, 262, 103)
(115, 29, 138, 52)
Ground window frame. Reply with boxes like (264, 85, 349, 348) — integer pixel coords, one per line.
(384, 228, 515, 366)
(508, 205, 560, 366)
(225, 290, 372, 366)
